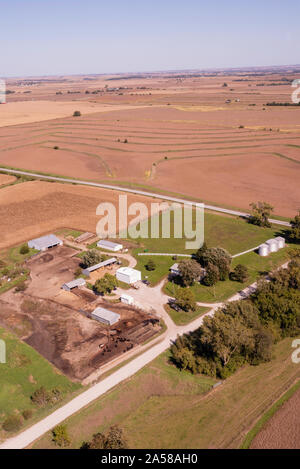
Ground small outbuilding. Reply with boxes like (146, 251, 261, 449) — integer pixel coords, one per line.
(91, 307, 120, 326)
(28, 234, 63, 251)
(97, 240, 123, 252)
(266, 239, 279, 253)
(120, 293, 134, 305)
(62, 278, 86, 291)
(82, 257, 117, 277)
(116, 267, 141, 284)
(170, 263, 180, 276)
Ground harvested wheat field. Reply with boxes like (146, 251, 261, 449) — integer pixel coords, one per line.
(0, 180, 162, 249)
(251, 386, 300, 449)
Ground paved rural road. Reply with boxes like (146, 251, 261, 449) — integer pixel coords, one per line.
(0, 167, 291, 227)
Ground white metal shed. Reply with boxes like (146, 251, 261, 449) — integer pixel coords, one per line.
(97, 240, 123, 252)
(116, 267, 141, 284)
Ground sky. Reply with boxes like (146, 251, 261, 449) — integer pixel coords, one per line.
(1, 0, 300, 77)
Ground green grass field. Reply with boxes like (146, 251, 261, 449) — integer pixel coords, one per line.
(0, 244, 39, 294)
(165, 248, 292, 303)
(126, 210, 283, 257)
(32, 338, 299, 449)
(0, 327, 80, 440)
(164, 304, 210, 326)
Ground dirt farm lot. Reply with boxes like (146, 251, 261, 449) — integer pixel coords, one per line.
(0, 246, 160, 381)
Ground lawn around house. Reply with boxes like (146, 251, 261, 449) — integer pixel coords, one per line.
(0, 327, 80, 441)
(165, 248, 292, 303)
(124, 209, 289, 287)
(164, 304, 210, 326)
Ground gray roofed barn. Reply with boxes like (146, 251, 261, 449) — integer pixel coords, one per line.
(91, 307, 120, 326)
(62, 278, 86, 291)
(28, 234, 63, 251)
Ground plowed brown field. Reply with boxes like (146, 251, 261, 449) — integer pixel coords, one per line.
(1, 71, 300, 216)
(0, 180, 162, 249)
(251, 386, 300, 449)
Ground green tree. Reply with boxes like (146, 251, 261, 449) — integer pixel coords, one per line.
(201, 247, 231, 269)
(249, 201, 274, 227)
(83, 425, 128, 449)
(231, 264, 249, 283)
(81, 250, 102, 268)
(94, 273, 117, 295)
(289, 211, 300, 241)
(194, 242, 208, 265)
(20, 244, 29, 255)
(52, 425, 71, 447)
(174, 287, 196, 311)
(202, 263, 219, 286)
(178, 259, 203, 286)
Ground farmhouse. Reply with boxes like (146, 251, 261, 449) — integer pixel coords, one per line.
(91, 306, 120, 326)
(28, 234, 63, 251)
(61, 278, 86, 292)
(97, 240, 123, 252)
(82, 257, 117, 277)
(120, 293, 134, 305)
(116, 267, 141, 284)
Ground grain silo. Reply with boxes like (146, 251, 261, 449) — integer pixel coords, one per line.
(258, 243, 269, 257)
(266, 239, 279, 253)
(275, 236, 285, 249)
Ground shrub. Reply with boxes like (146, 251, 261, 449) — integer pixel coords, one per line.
(145, 259, 156, 271)
(81, 250, 102, 268)
(20, 244, 29, 255)
(31, 386, 50, 407)
(73, 110, 81, 117)
(82, 425, 127, 449)
(53, 145, 59, 150)
(74, 267, 82, 278)
(22, 409, 33, 420)
(2, 415, 22, 432)
(15, 281, 27, 292)
(231, 264, 249, 283)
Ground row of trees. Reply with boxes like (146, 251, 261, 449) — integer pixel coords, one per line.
(170, 255, 300, 379)
(248, 202, 300, 242)
(51, 424, 128, 449)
